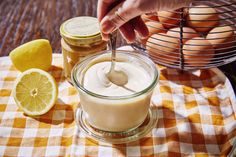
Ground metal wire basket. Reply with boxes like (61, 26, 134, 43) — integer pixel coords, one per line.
(132, 0, 236, 70)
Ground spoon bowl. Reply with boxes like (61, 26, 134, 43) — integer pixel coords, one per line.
(107, 31, 128, 86)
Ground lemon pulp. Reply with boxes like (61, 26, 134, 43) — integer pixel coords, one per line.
(13, 69, 58, 116)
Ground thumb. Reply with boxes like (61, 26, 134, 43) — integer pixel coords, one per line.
(100, 1, 142, 34)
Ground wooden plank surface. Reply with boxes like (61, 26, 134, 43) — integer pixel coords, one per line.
(0, 0, 125, 55)
(0, 0, 235, 91)
(0, 0, 98, 55)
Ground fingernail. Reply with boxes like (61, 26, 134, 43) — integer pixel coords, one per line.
(102, 36, 109, 41)
(101, 20, 116, 34)
(100, 33, 108, 41)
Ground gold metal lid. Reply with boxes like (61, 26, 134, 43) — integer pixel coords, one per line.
(60, 16, 103, 46)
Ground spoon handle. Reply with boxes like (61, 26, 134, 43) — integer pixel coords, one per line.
(108, 30, 118, 70)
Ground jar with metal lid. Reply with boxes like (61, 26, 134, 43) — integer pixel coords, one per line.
(60, 16, 107, 81)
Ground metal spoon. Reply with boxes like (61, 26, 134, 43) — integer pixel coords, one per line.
(107, 31, 128, 86)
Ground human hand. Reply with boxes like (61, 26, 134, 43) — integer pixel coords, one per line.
(97, 0, 192, 42)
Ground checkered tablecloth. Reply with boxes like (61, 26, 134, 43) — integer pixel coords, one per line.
(0, 54, 236, 157)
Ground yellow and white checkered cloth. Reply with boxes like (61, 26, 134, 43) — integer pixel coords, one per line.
(0, 54, 236, 156)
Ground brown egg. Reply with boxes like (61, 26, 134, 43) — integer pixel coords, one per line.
(187, 5, 219, 33)
(146, 33, 179, 64)
(158, 10, 181, 28)
(183, 37, 215, 66)
(167, 27, 199, 44)
(146, 21, 166, 35)
(206, 26, 235, 51)
(141, 13, 159, 22)
(138, 21, 166, 45)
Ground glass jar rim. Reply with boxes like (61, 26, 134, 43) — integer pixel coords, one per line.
(71, 50, 159, 100)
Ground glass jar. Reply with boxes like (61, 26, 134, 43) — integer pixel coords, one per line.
(60, 16, 107, 81)
(71, 50, 159, 143)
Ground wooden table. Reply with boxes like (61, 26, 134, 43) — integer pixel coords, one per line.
(0, 0, 236, 92)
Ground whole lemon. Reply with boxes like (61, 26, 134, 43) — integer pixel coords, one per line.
(10, 39, 52, 72)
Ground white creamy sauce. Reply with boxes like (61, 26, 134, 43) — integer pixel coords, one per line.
(83, 61, 151, 96)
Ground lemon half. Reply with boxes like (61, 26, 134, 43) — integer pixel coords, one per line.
(13, 69, 58, 116)
(10, 39, 52, 72)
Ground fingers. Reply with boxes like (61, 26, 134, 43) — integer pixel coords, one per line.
(119, 23, 136, 43)
(97, 0, 119, 40)
(102, 16, 149, 43)
(97, 0, 117, 22)
(100, 0, 142, 35)
(97, 0, 148, 42)
(118, 16, 148, 43)
(101, 22, 136, 42)
(131, 16, 149, 38)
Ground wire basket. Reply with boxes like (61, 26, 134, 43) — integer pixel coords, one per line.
(132, 0, 236, 70)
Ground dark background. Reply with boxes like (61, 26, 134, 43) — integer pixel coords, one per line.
(0, 0, 235, 91)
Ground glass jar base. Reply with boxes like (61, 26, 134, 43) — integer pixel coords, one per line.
(75, 107, 158, 144)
